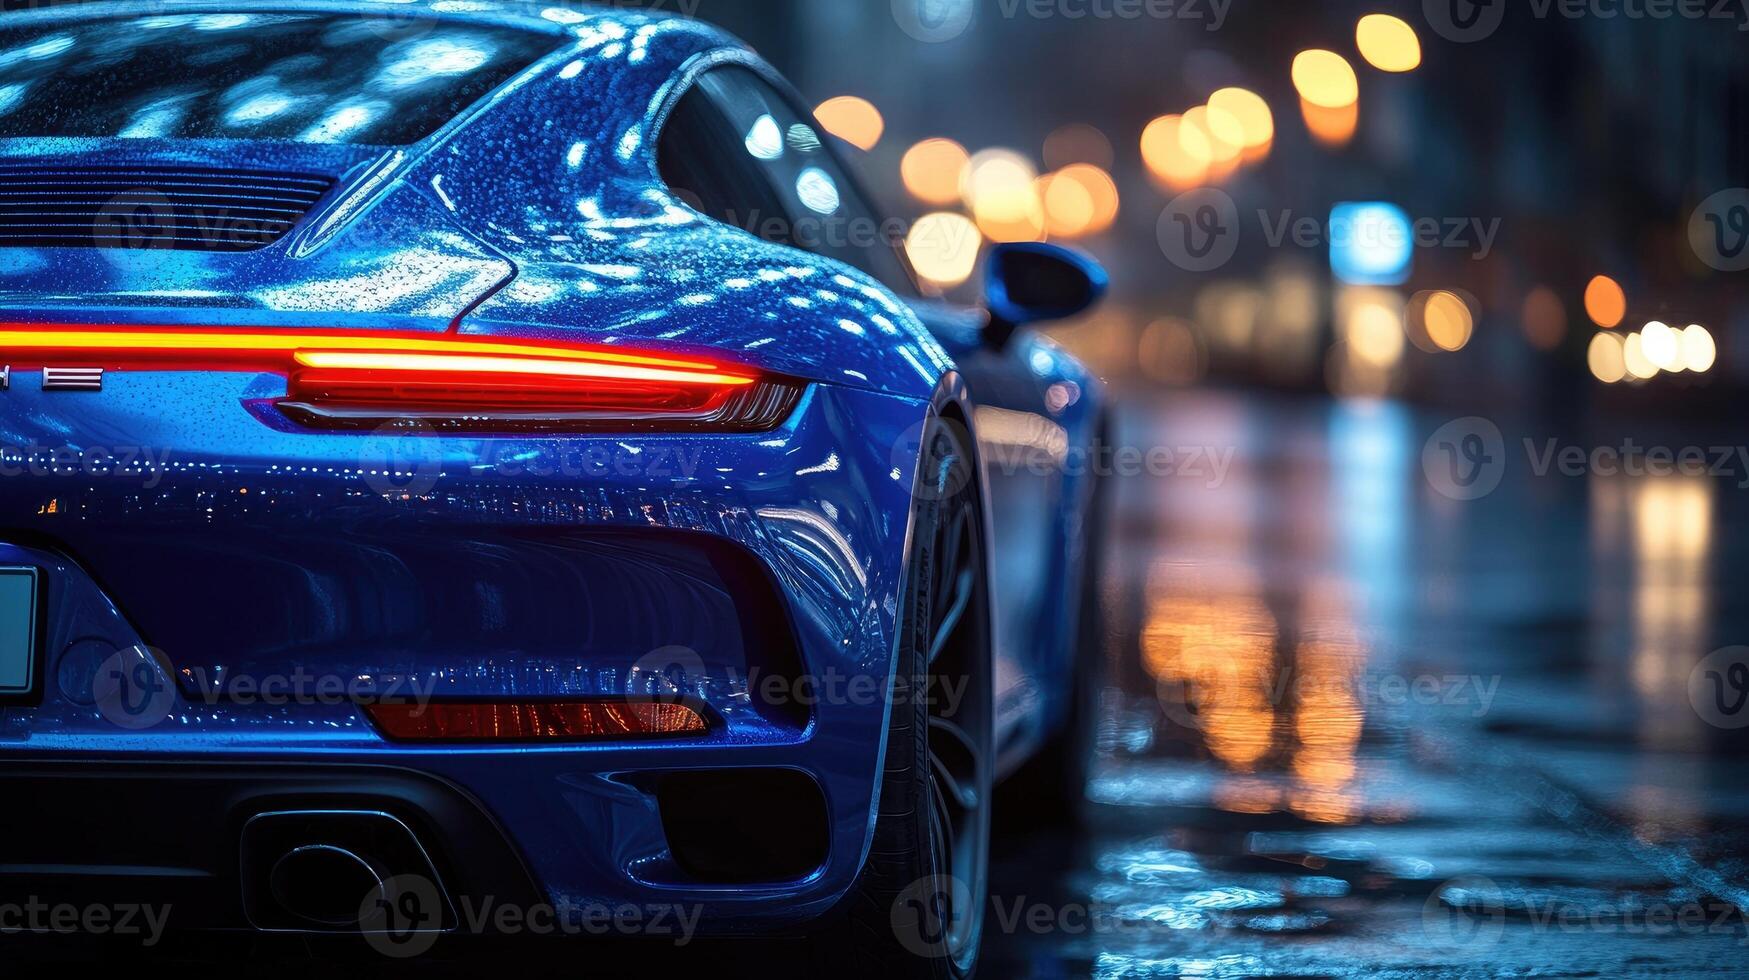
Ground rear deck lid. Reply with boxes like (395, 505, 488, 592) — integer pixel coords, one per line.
(0, 7, 560, 329)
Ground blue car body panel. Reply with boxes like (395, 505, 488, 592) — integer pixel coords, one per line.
(0, 0, 1100, 933)
(0, 380, 926, 925)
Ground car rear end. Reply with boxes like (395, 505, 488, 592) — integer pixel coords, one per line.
(0, 4, 927, 946)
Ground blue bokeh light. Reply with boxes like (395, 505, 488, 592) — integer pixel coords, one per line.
(1329, 202, 1413, 285)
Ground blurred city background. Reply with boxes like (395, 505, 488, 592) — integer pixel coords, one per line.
(693, 0, 1746, 413)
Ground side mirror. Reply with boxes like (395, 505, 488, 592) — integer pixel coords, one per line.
(983, 242, 1108, 348)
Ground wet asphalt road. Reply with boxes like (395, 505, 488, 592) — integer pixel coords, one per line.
(983, 387, 1749, 978)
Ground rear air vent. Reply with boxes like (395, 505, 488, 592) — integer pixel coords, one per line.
(655, 770, 830, 883)
(0, 165, 333, 251)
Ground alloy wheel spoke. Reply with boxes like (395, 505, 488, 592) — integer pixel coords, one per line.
(929, 566, 975, 664)
(928, 769, 955, 883)
(929, 746, 980, 811)
(932, 506, 969, 621)
(928, 715, 982, 770)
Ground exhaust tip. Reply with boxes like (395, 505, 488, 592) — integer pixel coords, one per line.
(241, 809, 453, 933)
(268, 844, 385, 928)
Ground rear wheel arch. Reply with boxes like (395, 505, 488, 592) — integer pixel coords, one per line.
(830, 397, 995, 978)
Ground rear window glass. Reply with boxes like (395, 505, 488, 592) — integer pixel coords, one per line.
(0, 13, 557, 145)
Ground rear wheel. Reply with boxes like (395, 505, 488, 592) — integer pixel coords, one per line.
(837, 415, 992, 979)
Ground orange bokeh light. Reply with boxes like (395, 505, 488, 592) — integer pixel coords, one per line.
(1584, 275, 1627, 328)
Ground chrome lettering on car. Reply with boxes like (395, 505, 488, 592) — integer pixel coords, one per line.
(42, 366, 103, 391)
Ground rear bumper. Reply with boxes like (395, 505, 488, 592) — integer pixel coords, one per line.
(0, 759, 542, 932)
(0, 377, 931, 935)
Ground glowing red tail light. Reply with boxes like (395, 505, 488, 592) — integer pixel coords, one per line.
(287, 353, 744, 416)
(0, 324, 798, 431)
(362, 699, 710, 742)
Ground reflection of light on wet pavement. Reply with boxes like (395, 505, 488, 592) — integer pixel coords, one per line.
(1628, 477, 1714, 749)
(1141, 572, 1278, 772)
(1597, 474, 1718, 840)
(1288, 587, 1366, 824)
(985, 389, 1749, 977)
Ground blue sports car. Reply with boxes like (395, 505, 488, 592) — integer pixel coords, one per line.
(0, 2, 1107, 973)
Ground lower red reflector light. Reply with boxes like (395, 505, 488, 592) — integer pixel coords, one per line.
(363, 700, 710, 742)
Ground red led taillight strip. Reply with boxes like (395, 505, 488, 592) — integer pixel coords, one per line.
(0, 325, 768, 420)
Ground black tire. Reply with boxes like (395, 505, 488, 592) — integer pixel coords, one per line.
(833, 415, 993, 979)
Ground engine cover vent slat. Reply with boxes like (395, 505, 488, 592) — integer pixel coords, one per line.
(0, 165, 334, 251)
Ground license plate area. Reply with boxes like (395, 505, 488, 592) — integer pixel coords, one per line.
(0, 567, 41, 703)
